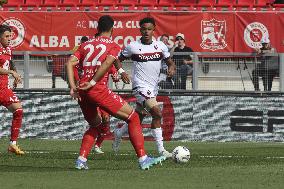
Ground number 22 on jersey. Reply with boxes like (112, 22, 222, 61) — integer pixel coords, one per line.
(83, 44, 106, 67)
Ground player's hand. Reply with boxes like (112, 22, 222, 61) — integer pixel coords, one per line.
(70, 87, 81, 101)
(120, 72, 130, 84)
(11, 71, 22, 85)
(78, 82, 93, 91)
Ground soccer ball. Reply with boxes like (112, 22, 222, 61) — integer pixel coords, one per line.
(172, 146, 190, 163)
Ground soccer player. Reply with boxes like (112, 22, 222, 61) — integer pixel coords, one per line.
(0, 25, 24, 155)
(93, 65, 120, 154)
(112, 17, 176, 158)
(66, 15, 166, 170)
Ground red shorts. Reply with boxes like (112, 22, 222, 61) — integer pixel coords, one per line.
(79, 85, 125, 125)
(97, 107, 109, 119)
(0, 88, 20, 107)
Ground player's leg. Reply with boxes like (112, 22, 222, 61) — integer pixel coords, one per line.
(75, 98, 102, 170)
(145, 98, 172, 158)
(112, 100, 148, 153)
(98, 89, 166, 170)
(2, 89, 25, 155)
(94, 109, 110, 154)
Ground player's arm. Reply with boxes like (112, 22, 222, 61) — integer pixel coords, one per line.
(165, 58, 176, 77)
(79, 55, 116, 90)
(66, 56, 81, 100)
(114, 59, 130, 84)
(66, 56, 79, 90)
(0, 64, 22, 85)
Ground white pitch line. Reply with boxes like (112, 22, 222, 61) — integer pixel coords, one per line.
(1, 151, 284, 159)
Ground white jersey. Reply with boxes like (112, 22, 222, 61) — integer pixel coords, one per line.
(121, 39, 170, 92)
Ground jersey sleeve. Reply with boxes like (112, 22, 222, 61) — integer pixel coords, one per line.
(72, 45, 83, 61)
(120, 44, 132, 58)
(160, 42, 171, 60)
(108, 44, 121, 60)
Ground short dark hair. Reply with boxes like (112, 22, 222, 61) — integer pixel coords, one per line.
(0, 25, 11, 36)
(80, 36, 88, 43)
(139, 17, 156, 27)
(161, 34, 169, 38)
(97, 15, 114, 33)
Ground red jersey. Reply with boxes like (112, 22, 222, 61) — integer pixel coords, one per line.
(0, 46, 12, 89)
(72, 36, 121, 86)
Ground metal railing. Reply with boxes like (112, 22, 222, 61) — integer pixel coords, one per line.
(11, 51, 283, 92)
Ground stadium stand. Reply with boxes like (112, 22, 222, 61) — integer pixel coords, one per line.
(0, 0, 282, 11)
(41, 0, 62, 7)
(2, 0, 24, 8)
(233, 0, 255, 8)
(21, 0, 44, 8)
(195, 0, 216, 7)
(58, 0, 81, 7)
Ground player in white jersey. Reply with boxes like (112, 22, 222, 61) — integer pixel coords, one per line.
(112, 17, 176, 158)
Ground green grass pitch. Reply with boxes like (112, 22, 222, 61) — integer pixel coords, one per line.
(0, 139, 284, 189)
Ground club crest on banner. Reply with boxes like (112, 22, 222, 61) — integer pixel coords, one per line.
(244, 22, 269, 49)
(200, 18, 227, 51)
(1, 18, 25, 48)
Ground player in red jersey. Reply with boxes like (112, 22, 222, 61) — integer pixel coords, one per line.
(74, 62, 119, 154)
(93, 65, 120, 154)
(0, 25, 24, 155)
(66, 15, 166, 170)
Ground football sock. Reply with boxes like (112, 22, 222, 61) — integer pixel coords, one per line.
(79, 126, 99, 158)
(10, 109, 23, 141)
(120, 123, 129, 136)
(10, 141, 17, 145)
(151, 127, 165, 153)
(95, 134, 104, 147)
(127, 111, 146, 158)
(138, 155, 148, 163)
(78, 156, 87, 162)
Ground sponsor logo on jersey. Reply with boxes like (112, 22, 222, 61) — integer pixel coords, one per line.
(200, 18, 227, 51)
(132, 52, 163, 62)
(1, 18, 25, 48)
(244, 22, 269, 49)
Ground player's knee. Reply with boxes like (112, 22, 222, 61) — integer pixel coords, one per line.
(13, 108, 23, 120)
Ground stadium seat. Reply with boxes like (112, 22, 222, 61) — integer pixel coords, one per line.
(98, 0, 118, 6)
(254, 0, 271, 7)
(195, 0, 217, 7)
(215, 0, 234, 7)
(157, 0, 174, 7)
(42, 0, 62, 7)
(233, 0, 255, 8)
(22, 0, 44, 7)
(58, 0, 81, 7)
(2, 0, 24, 8)
(174, 0, 196, 7)
(116, 0, 138, 11)
(134, 0, 158, 10)
(78, 0, 99, 7)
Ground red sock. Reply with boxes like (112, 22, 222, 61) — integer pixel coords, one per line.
(79, 126, 98, 158)
(127, 111, 146, 157)
(95, 134, 104, 147)
(10, 109, 23, 141)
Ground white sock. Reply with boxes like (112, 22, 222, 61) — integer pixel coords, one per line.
(10, 141, 17, 145)
(151, 128, 165, 153)
(120, 123, 129, 136)
(78, 156, 87, 162)
(138, 155, 147, 163)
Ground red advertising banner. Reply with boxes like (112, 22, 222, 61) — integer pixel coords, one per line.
(0, 12, 283, 52)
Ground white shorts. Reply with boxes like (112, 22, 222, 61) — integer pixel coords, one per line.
(133, 86, 158, 111)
